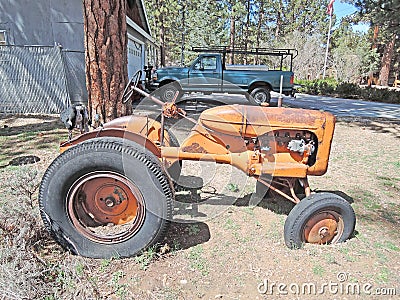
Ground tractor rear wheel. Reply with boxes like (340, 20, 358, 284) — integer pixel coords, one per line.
(284, 193, 355, 249)
(39, 137, 173, 258)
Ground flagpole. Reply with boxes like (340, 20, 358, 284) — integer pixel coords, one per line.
(322, 13, 333, 79)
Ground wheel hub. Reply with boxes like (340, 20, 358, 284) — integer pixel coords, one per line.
(254, 92, 266, 103)
(80, 177, 136, 224)
(104, 196, 117, 207)
(164, 89, 176, 101)
(304, 211, 343, 244)
(67, 171, 146, 244)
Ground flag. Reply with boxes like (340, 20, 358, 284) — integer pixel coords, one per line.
(326, 0, 335, 16)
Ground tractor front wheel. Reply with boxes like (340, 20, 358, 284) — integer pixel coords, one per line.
(39, 137, 173, 258)
(284, 193, 355, 249)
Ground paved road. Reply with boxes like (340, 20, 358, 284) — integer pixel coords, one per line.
(135, 92, 400, 120)
(277, 92, 400, 120)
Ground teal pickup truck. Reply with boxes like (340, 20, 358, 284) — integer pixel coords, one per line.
(147, 47, 297, 105)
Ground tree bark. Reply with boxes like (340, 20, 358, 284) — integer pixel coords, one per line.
(368, 25, 380, 87)
(254, 0, 264, 64)
(275, 1, 282, 38)
(157, 0, 166, 66)
(229, 15, 235, 64)
(378, 33, 396, 86)
(243, 0, 251, 64)
(83, 0, 129, 125)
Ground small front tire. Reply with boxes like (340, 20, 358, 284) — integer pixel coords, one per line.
(284, 193, 355, 249)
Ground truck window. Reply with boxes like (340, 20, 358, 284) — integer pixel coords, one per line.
(203, 56, 217, 70)
(193, 56, 217, 71)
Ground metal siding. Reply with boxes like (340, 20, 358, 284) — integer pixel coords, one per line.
(0, 46, 70, 114)
(0, 1, 53, 45)
(0, 1, 154, 113)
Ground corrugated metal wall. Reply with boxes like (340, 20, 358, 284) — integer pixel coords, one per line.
(0, 45, 86, 114)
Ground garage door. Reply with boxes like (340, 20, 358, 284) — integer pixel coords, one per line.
(127, 38, 143, 78)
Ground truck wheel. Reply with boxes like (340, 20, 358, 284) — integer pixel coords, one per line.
(39, 137, 173, 258)
(284, 193, 355, 249)
(158, 82, 183, 102)
(249, 87, 271, 105)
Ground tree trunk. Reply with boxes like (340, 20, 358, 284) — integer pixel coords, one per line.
(378, 33, 396, 86)
(229, 15, 235, 65)
(275, 1, 282, 38)
(83, 0, 129, 125)
(243, 0, 251, 64)
(368, 25, 380, 87)
(254, 0, 264, 64)
(157, 0, 166, 66)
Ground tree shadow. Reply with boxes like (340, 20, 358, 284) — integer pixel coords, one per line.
(163, 221, 211, 251)
(0, 119, 64, 137)
(337, 117, 400, 139)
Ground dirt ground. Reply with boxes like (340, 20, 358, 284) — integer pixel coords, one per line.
(0, 109, 399, 300)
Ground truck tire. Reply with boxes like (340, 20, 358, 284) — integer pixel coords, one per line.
(158, 82, 183, 102)
(39, 137, 173, 258)
(248, 87, 271, 105)
(284, 193, 356, 249)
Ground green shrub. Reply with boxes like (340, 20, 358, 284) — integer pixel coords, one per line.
(295, 79, 400, 104)
(295, 79, 337, 95)
(335, 82, 361, 98)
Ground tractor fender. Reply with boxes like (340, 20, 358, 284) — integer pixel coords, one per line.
(60, 116, 161, 157)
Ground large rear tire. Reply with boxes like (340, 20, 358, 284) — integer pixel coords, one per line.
(284, 193, 356, 249)
(39, 137, 173, 258)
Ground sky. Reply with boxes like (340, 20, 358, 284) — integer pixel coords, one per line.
(333, 1, 370, 32)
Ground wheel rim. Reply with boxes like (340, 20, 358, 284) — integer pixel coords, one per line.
(67, 171, 146, 244)
(163, 88, 177, 102)
(253, 91, 267, 104)
(303, 211, 344, 244)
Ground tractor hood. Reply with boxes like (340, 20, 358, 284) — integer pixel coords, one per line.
(199, 105, 334, 137)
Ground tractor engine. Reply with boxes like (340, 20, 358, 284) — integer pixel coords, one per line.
(245, 129, 318, 166)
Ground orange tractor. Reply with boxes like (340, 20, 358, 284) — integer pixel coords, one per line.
(39, 71, 355, 258)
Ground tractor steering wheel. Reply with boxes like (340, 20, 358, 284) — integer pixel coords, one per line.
(122, 70, 142, 103)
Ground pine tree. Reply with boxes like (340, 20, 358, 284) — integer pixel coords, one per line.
(83, 0, 129, 124)
(351, 0, 400, 85)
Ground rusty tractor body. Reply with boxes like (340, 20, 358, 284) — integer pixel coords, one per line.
(39, 73, 356, 258)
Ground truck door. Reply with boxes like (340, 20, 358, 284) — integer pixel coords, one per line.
(188, 55, 222, 92)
